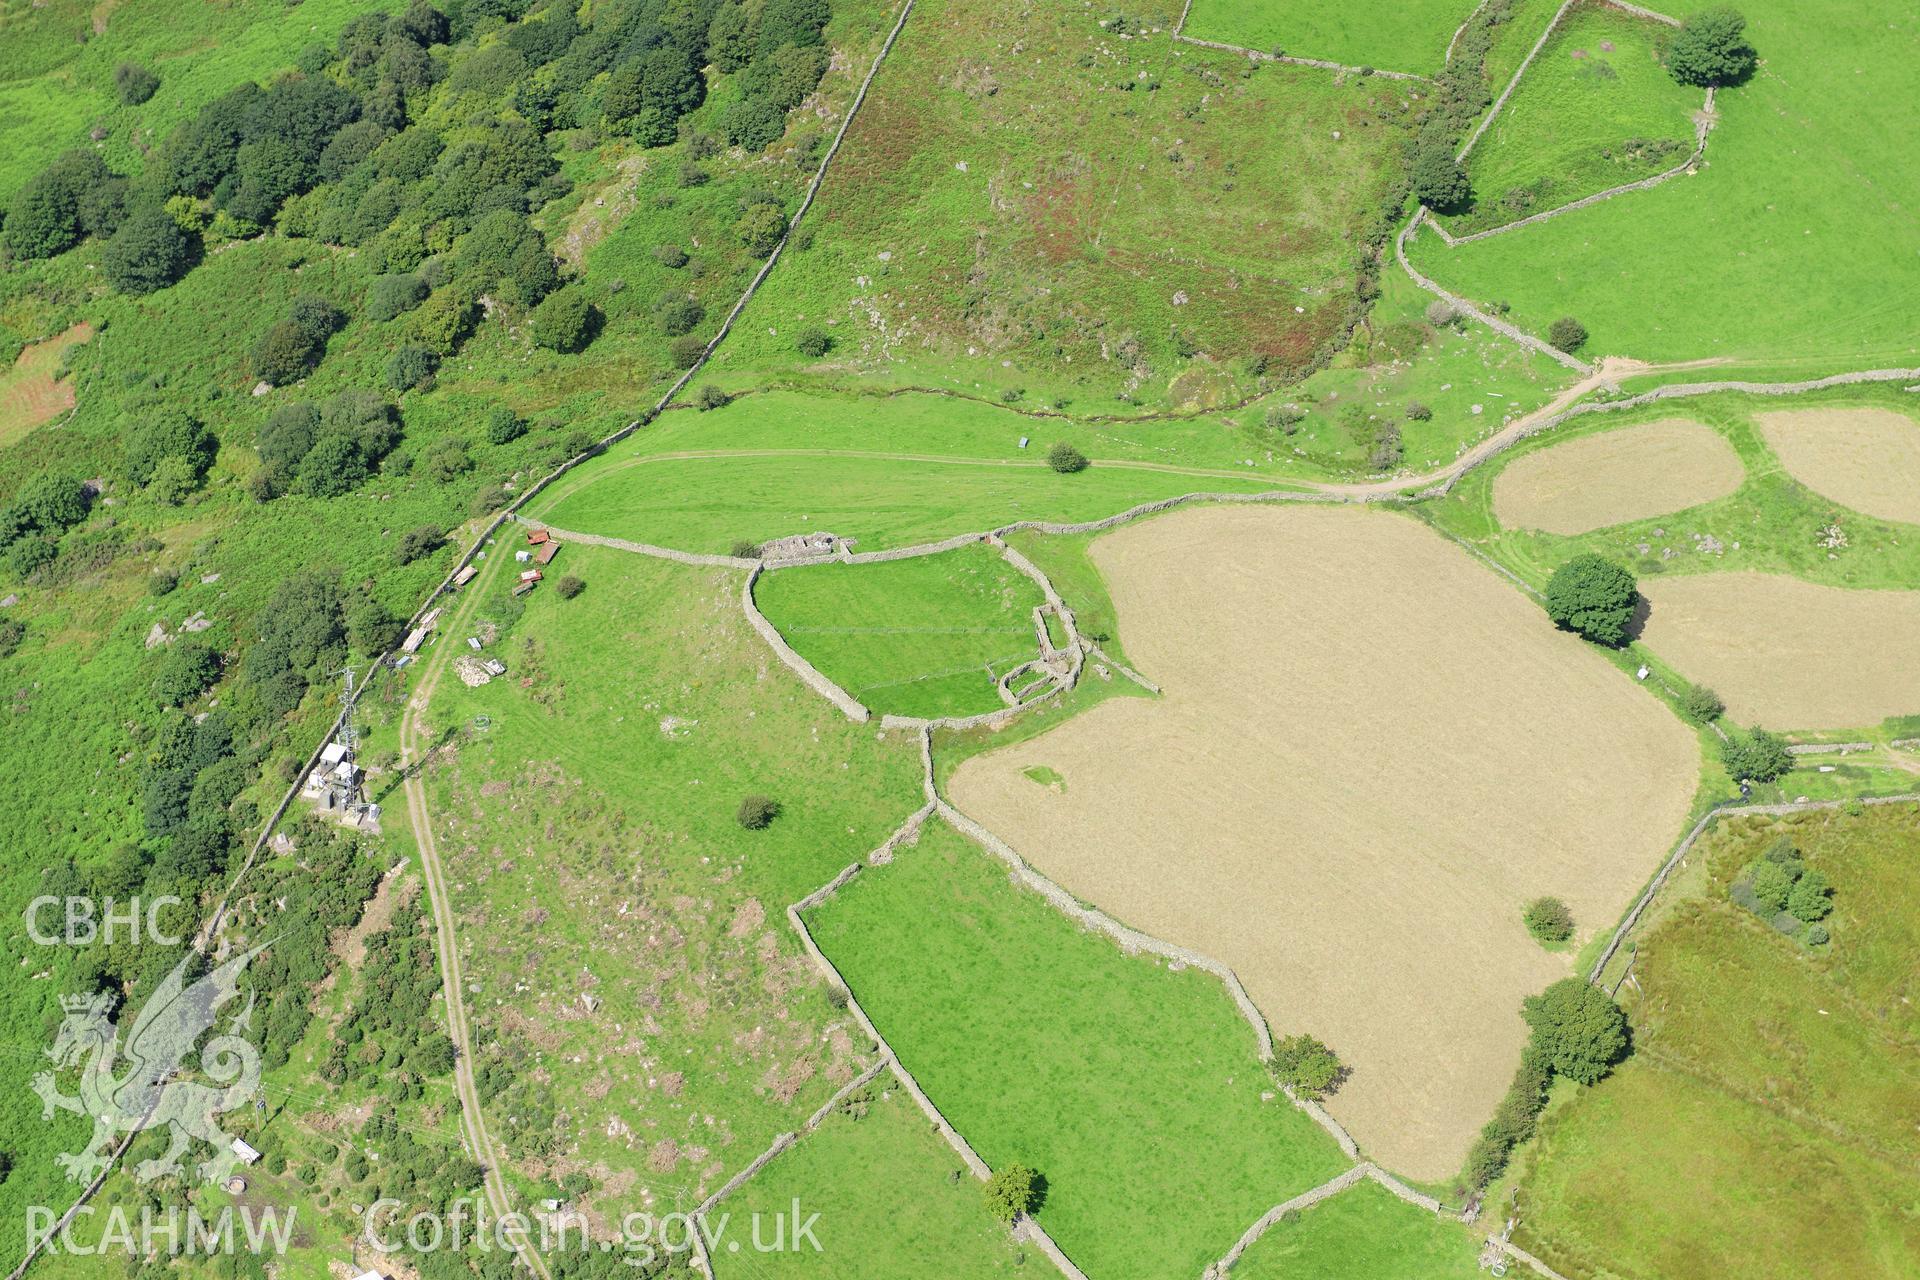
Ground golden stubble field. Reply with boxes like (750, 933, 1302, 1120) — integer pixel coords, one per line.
(1639, 572, 1920, 729)
(1491, 417, 1746, 535)
(947, 505, 1699, 1181)
(1757, 407, 1920, 526)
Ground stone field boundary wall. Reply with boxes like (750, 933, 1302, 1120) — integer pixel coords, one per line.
(777, 783, 1094, 1280)
(1430, 87, 1715, 247)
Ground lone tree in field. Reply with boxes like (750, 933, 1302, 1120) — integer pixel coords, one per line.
(1522, 978, 1627, 1085)
(532, 288, 600, 354)
(983, 1164, 1043, 1222)
(555, 575, 585, 599)
(736, 794, 781, 830)
(1270, 1034, 1346, 1100)
(1547, 316, 1588, 354)
(1046, 442, 1088, 473)
(1544, 554, 1637, 647)
(1409, 142, 1470, 212)
(1678, 682, 1724, 724)
(1667, 8, 1756, 87)
(1719, 728, 1791, 784)
(1522, 896, 1574, 943)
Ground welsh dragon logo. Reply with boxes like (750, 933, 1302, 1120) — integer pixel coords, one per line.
(32, 944, 267, 1186)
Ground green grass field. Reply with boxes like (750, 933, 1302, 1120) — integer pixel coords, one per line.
(1511, 806, 1920, 1279)
(1228, 1179, 1482, 1279)
(1453, 2, 1700, 235)
(709, 1087, 1030, 1278)
(1003, 528, 1133, 667)
(1184, 0, 1478, 75)
(805, 818, 1349, 1280)
(531, 390, 1299, 553)
(538, 451, 1287, 554)
(754, 544, 1045, 719)
(1409, 0, 1920, 367)
(707, 0, 1415, 411)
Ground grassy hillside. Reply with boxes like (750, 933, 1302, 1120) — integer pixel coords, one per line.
(1454, 1, 1701, 235)
(709, 1087, 1031, 1277)
(1409, 0, 1920, 367)
(707, 0, 1416, 411)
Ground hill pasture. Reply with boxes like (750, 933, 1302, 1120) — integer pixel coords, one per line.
(710, 0, 1417, 410)
(806, 817, 1350, 1280)
(1491, 416, 1745, 534)
(948, 504, 1700, 1181)
(1228, 1176, 1483, 1279)
(1757, 406, 1920, 526)
(711, 1087, 1030, 1278)
(1639, 573, 1920, 730)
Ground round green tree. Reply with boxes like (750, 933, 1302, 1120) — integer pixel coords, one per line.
(1270, 1034, 1345, 1100)
(1667, 8, 1756, 87)
(1409, 144, 1469, 212)
(1523, 896, 1574, 943)
(736, 794, 780, 830)
(983, 1164, 1042, 1222)
(532, 288, 599, 354)
(1547, 316, 1588, 354)
(1046, 442, 1088, 474)
(1543, 554, 1637, 646)
(1678, 682, 1724, 724)
(1522, 978, 1627, 1085)
(1719, 728, 1791, 784)
(102, 207, 192, 295)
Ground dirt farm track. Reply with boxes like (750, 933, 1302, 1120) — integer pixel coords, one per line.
(949, 505, 1700, 1181)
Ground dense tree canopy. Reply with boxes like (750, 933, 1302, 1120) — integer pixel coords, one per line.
(1668, 8, 1757, 87)
(1522, 978, 1628, 1085)
(102, 208, 193, 294)
(1544, 554, 1637, 646)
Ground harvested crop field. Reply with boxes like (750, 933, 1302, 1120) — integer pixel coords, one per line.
(948, 505, 1698, 1181)
(1639, 573, 1920, 730)
(1756, 407, 1920, 526)
(1491, 418, 1745, 535)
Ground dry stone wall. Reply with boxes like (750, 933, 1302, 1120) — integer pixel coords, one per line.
(740, 564, 872, 723)
(1207, 1165, 1371, 1277)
